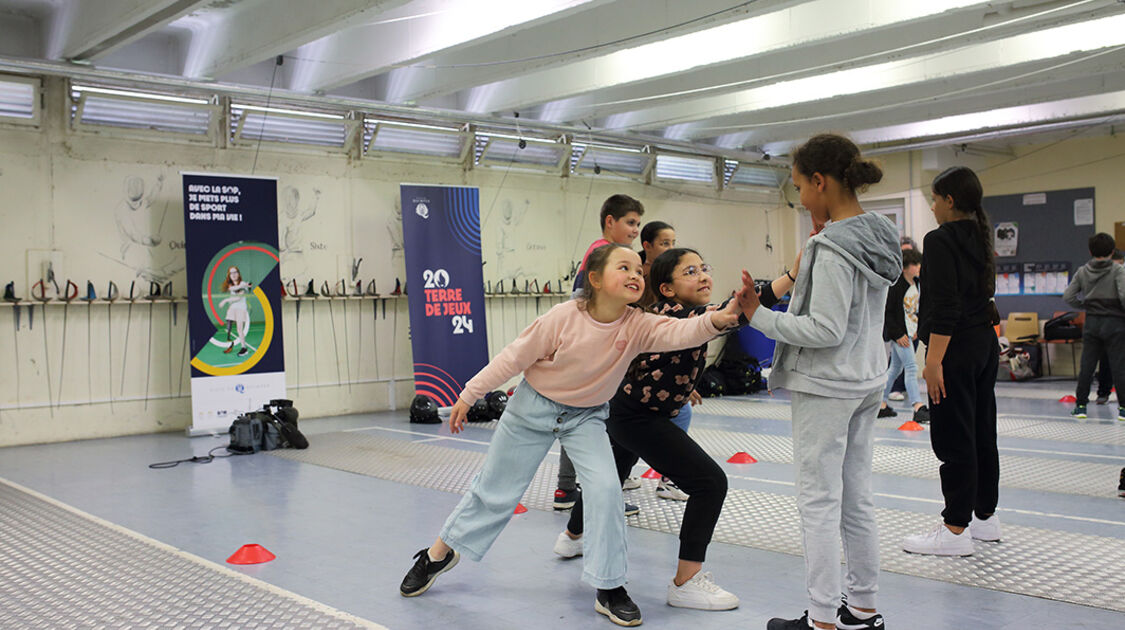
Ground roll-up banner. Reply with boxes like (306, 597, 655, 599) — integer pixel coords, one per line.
(399, 184, 488, 407)
(182, 173, 285, 434)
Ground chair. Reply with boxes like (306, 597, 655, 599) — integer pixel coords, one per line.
(1042, 311, 1084, 377)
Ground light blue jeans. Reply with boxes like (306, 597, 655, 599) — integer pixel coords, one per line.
(883, 341, 923, 406)
(670, 402, 692, 432)
(439, 380, 628, 589)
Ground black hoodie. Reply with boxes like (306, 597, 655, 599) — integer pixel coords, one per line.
(917, 219, 993, 343)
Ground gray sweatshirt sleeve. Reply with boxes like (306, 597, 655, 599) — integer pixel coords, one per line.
(749, 248, 855, 349)
(1116, 266, 1125, 307)
(1062, 269, 1084, 309)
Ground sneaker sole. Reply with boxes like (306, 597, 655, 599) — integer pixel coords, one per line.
(554, 501, 577, 510)
(666, 595, 739, 611)
(970, 535, 1001, 542)
(399, 551, 460, 597)
(655, 492, 689, 502)
(902, 546, 973, 557)
(594, 598, 642, 626)
(624, 508, 640, 517)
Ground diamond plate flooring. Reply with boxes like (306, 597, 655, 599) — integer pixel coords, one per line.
(270, 431, 1125, 613)
(0, 477, 383, 630)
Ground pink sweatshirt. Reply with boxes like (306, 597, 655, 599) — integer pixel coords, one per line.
(460, 300, 723, 408)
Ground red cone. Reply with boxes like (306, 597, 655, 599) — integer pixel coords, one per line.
(513, 503, 528, 514)
(898, 420, 924, 431)
(726, 452, 757, 464)
(641, 467, 662, 479)
(1059, 395, 1077, 403)
(227, 544, 276, 565)
(507, 387, 516, 396)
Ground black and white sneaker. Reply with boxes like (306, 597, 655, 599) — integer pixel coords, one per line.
(624, 502, 640, 517)
(912, 406, 930, 424)
(554, 486, 580, 510)
(766, 610, 812, 629)
(837, 604, 885, 629)
(594, 586, 642, 627)
(237, 347, 249, 357)
(877, 406, 897, 418)
(399, 547, 459, 597)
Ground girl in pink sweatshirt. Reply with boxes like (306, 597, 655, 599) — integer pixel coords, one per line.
(399, 243, 753, 627)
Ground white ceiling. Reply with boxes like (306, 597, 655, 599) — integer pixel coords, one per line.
(2, 0, 1124, 157)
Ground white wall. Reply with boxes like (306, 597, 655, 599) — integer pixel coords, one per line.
(0, 78, 794, 446)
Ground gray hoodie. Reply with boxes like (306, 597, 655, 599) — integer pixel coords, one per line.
(751, 212, 902, 398)
(1063, 258, 1125, 318)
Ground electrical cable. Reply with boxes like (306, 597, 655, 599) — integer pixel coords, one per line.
(250, 56, 283, 175)
(148, 444, 249, 469)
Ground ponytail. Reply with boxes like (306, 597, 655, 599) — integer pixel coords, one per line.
(932, 166, 995, 296)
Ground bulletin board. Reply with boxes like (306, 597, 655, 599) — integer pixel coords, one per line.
(985, 187, 1095, 318)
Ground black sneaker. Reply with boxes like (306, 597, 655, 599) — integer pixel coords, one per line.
(400, 547, 459, 597)
(877, 406, 897, 418)
(237, 347, 249, 357)
(837, 604, 885, 629)
(594, 586, 642, 627)
(1118, 468, 1125, 498)
(767, 611, 811, 629)
(1096, 395, 1110, 405)
(554, 486, 579, 510)
(912, 406, 930, 424)
(624, 502, 640, 517)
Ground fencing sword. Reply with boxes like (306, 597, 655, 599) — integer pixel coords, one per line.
(143, 281, 160, 410)
(120, 281, 137, 396)
(333, 279, 351, 391)
(321, 280, 342, 387)
(81, 281, 96, 404)
(366, 280, 380, 381)
(31, 279, 53, 417)
(354, 280, 363, 382)
(286, 280, 300, 391)
(336, 279, 352, 391)
(164, 281, 174, 395)
(56, 279, 78, 409)
(307, 280, 320, 387)
(104, 281, 118, 411)
(5, 282, 20, 409)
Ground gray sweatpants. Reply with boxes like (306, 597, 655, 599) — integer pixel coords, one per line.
(790, 389, 881, 625)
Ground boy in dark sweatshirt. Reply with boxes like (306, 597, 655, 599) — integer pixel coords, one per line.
(1063, 233, 1125, 419)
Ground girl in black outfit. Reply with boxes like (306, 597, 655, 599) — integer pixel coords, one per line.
(903, 166, 1002, 557)
(554, 247, 797, 611)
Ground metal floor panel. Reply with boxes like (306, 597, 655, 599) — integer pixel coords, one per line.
(0, 478, 383, 630)
(270, 432, 1125, 613)
(694, 398, 1125, 446)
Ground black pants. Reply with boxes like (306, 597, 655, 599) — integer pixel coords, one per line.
(567, 400, 728, 562)
(1076, 316, 1125, 405)
(928, 324, 1000, 528)
(1096, 351, 1113, 399)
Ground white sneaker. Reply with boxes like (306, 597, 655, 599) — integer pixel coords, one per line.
(969, 514, 1001, 542)
(888, 392, 905, 401)
(553, 531, 583, 558)
(666, 571, 739, 610)
(656, 478, 689, 501)
(622, 475, 642, 491)
(902, 523, 974, 556)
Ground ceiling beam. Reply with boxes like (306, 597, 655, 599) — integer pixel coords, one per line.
(607, 13, 1125, 135)
(286, 0, 608, 93)
(48, 0, 211, 61)
(388, 0, 802, 105)
(183, 0, 411, 79)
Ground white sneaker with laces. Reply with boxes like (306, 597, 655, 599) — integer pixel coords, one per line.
(902, 523, 973, 556)
(666, 571, 739, 610)
(622, 475, 642, 491)
(553, 531, 583, 558)
(969, 514, 1001, 542)
(656, 478, 690, 501)
(888, 392, 905, 401)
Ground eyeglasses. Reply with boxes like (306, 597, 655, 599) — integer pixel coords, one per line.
(678, 264, 713, 278)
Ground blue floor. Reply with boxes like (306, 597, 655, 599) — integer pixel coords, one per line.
(1, 381, 1123, 629)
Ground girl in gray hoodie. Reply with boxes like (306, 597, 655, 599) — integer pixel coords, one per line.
(740, 135, 901, 630)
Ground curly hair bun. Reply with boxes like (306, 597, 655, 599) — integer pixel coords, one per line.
(845, 159, 883, 191)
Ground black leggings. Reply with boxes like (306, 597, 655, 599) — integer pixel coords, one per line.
(567, 401, 727, 562)
(928, 324, 1000, 527)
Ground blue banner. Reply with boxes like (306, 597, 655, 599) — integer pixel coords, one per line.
(400, 184, 488, 406)
(182, 173, 285, 433)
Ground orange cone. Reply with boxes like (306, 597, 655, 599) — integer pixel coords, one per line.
(898, 420, 924, 431)
(227, 544, 276, 564)
(1059, 395, 1077, 403)
(727, 452, 758, 464)
(641, 468, 662, 479)
(513, 503, 528, 514)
